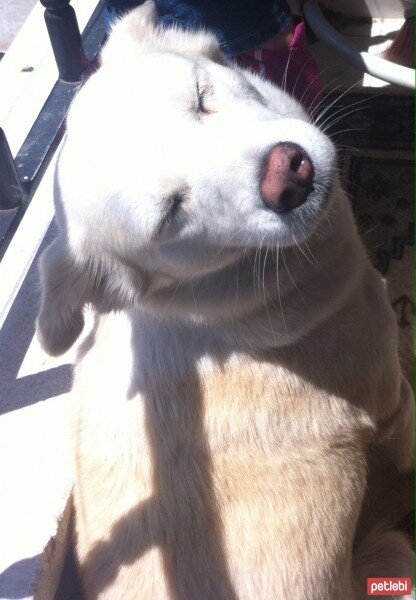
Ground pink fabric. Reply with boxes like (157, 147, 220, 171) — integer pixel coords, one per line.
(236, 20, 323, 114)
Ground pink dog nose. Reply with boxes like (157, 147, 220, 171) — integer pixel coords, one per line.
(261, 143, 314, 213)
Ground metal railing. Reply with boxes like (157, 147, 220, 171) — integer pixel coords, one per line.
(0, 0, 106, 260)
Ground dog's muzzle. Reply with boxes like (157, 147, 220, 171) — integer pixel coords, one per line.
(260, 143, 314, 214)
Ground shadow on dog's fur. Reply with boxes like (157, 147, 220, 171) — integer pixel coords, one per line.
(68, 307, 412, 599)
(76, 330, 237, 599)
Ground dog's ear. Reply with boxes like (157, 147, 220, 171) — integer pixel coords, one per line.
(36, 237, 93, 356)
(100, 1, 158, 65)
(37, 235, 137, 356)
(101, 0, 225, 65)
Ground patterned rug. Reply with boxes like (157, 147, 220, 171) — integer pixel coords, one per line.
(324, 91, 414, 540)
(324, 91, 414, 383)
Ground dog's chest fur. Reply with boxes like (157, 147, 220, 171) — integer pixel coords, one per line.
(73, 310, 371, 598)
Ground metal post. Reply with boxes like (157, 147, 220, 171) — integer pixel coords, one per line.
(0, 129, 26, 211)
(40, 0, 87, 83)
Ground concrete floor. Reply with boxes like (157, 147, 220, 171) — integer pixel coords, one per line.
(0, 0, 38, 53)
(0, 221, 75, 599)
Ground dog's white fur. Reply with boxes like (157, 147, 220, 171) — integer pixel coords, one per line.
(36, 3, 414, 598)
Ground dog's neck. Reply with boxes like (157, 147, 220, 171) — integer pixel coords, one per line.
(138, 192, 367, 361)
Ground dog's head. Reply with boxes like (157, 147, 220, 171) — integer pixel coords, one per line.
(37, 1, 338, 355)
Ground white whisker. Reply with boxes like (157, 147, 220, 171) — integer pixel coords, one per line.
(275, 236, 288, 334)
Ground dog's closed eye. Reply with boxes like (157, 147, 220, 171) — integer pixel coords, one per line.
(157, 191, 185, 235)
(194, 76, 215, 117)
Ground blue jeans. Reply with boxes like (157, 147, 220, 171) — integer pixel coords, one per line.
(106, 0, 292, 56)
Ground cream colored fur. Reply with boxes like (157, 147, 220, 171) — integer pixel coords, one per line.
(37, 3, 414, 598)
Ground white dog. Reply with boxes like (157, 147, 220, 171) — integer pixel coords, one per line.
(37, 3, 414, 598)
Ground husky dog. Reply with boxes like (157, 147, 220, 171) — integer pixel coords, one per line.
(37, 3, 414, 598)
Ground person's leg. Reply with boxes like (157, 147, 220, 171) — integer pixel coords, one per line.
(106, 0, 291, 55)
(236, 17, 323, 114)
(106, 0, 140, 32)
